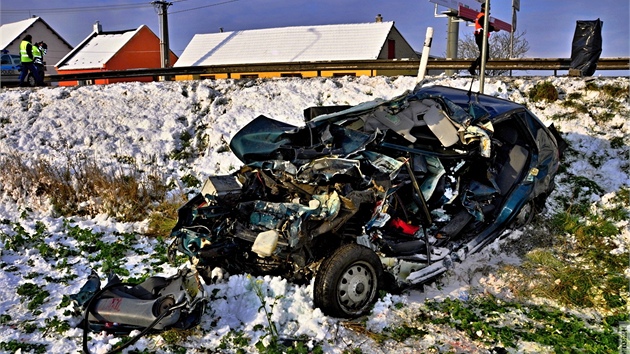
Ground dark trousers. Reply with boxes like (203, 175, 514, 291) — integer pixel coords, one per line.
(470, 32, 490, 73)
(18, 62, 39, 86)
(34, 64, 45, 86)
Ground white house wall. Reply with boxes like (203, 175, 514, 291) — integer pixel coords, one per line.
(3, 20, 74, 75)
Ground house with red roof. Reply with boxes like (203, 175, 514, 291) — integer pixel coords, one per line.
(55, 22, 178, 86)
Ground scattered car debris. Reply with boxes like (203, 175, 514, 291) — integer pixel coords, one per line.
(71, 266, 206, 353)
(169, 84, 565, 318)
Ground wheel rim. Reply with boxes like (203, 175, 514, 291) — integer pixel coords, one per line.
(337, 261, 377, 313)
(513, 201, 534, 228)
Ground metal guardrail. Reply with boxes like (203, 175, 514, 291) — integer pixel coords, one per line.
(428, 57, 629, 71)
(45, 57, 629, 82)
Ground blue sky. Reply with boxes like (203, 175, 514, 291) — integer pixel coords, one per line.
(2, 0, 629, 59)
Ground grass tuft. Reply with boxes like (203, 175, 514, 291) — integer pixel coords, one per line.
(504, 196, 628, 315)
(528, 81, 558, 102)
(146, 191, 188, 237)
(560, 99, 589, 113)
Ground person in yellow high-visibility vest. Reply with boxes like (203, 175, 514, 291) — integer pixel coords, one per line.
(18, 34, 39, 87)
(33, 41, 47, 86)
(468, 3, 499, 76)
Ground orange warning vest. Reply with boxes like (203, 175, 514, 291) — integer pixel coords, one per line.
(474, 12, 491, 37)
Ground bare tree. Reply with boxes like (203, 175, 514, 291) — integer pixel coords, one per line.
(458, 30, 530, 75)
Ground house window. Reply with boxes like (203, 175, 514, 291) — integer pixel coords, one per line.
(388, 39, 396, 59)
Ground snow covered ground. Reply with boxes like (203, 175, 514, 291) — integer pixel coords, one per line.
(0, 74, 628, 353)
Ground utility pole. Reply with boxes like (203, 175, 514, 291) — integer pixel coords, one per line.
(152, 1, 172, 69)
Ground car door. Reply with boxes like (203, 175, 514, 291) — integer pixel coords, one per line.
(1, 54, 22, 85)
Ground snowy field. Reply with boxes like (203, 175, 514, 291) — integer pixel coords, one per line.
(0, 74, 628, 353)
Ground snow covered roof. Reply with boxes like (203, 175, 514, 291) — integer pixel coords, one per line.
(0, 17, 41, 49)
(174, 21, 396, 67)
(56, 25, 143, 70)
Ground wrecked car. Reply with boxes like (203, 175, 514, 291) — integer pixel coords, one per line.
(168, 85, 564, 318)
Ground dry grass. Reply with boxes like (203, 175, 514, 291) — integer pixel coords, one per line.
(0, 152, 169, 222)
(145, 192, 189, 237)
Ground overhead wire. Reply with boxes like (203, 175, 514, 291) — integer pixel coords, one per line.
(0, 2, 152, 14)
(1, 0, 240, 57)
(1, 0, 239, 15)
(170, 0, 239, 14)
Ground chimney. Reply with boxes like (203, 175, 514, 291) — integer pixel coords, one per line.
(94, 21, 102, 34)
(375, 14, 383, 23)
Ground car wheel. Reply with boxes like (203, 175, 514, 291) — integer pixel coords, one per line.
(314, 243, 382, 318)
(26, 74, 36, 87)
(512, 200, 535, 229)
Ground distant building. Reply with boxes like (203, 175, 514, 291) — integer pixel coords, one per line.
(174, 19, 420, 80)
(0, 17, 74, 78)
(55, 22, 178, 86)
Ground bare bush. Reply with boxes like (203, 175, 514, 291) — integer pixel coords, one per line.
(458, 30, 530, 76)
(0, 153, 52, 211)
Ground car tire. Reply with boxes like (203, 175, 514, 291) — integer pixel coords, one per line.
(26, 73, 36, 87)
(314, 243, 382, 318)
(512, 200, 535, 229)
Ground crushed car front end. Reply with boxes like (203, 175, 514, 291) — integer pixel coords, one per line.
(169, 84, 564, 317)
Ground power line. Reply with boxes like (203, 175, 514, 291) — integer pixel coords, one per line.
(0, 2, 152, 14)
(0, 0, 238, 15)
(170, 0, 239, 14)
